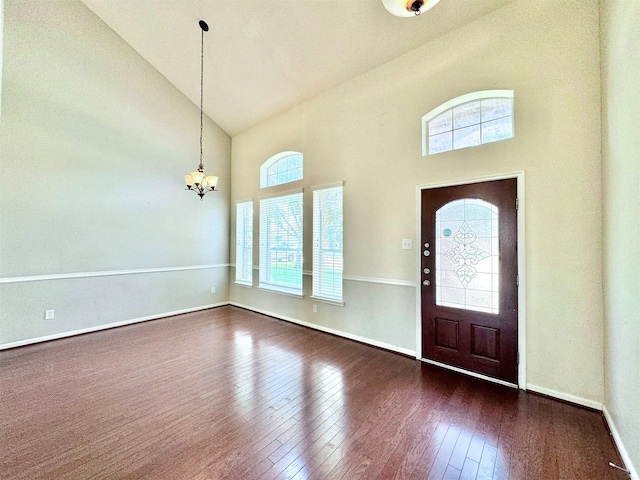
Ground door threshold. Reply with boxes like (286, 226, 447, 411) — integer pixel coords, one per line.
(420, 358, 519, 389)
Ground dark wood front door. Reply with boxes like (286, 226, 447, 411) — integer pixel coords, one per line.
(421, 178, 518, 384)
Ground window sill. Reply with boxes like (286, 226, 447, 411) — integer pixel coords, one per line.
(258, 284, 304, 298)
(234, 281, 253, 288)
(310, 296, 345, 307)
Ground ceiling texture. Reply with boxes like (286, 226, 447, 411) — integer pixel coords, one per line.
(81, 0, 512, 136)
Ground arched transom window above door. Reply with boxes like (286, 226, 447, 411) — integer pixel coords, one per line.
(260, 151, 303, 188)
(422, 90, 514, 156)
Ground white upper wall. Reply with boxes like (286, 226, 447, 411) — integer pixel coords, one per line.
(231, 0, 604, 402)
(0, 0, 231, 345)
(1, 0, 230, 278)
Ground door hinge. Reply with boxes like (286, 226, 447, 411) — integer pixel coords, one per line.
(517, 274, 519, 287)
(515, 198, 519, 210)
(517, 352, 520, 365)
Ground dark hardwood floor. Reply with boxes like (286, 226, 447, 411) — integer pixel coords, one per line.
(0, 306, 626, 479)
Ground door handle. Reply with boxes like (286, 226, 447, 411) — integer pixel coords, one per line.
(423, 280, 431, 286)
(423, 268, 430, 275)
(423, 250, 430, 256)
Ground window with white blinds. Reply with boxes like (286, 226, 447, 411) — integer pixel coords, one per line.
(235, 200, 253, 286)
(312, 185, 343, 303)
(259, 192, 303, 295)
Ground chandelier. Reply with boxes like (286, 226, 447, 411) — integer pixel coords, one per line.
(382, 0, 440, 16)
(184, 20, 218, 199)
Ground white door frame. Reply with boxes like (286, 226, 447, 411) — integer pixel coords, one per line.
(415, 171, 526, 389)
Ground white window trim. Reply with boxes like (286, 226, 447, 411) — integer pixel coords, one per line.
(310, 295, 345, 307)
(310, 181, 344, 191)
(259, 191, 304, 297)
(421, 90, 514, 156)
(258, 285, 304, 298)
(259, 187, 304, 200)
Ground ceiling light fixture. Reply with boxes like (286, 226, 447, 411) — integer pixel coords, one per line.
(184, 20, 218, 200)
(382, 0, 440, 17)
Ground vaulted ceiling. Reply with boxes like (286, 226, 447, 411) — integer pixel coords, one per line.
(81, 0, 513, 136)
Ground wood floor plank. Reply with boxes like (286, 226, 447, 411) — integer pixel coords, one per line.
(0, 306, 629, 480)
(460, 458, 480, 480)
(443, 464, 462, 480)
(476, 443, 498, 480)
(448, 428, 473, 471)
(427, 425, 462, 480)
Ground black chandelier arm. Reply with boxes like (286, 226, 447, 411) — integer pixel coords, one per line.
(186, 184, 216, 200)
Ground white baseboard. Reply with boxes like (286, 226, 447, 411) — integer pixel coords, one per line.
(526, 383, 603, 411)
(228, 301, 416, 357)
(603, 405, 639, 480)
(0, 303, 228, 351)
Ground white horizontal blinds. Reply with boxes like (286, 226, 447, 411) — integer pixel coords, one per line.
(312, 186, 343, 301)
(259, 192, 303, 295)
(235, 201, 253, 285)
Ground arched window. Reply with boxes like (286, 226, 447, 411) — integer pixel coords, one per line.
(422, 90, 514, 156)
(260, 151, 303, 188)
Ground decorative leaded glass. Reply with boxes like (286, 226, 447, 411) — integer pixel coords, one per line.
(435, 198, 499, 314)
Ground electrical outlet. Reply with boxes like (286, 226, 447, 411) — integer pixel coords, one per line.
(312, 304, 317, 313)
(402, 239, 413, 250)
(210, 287, 216, 294)
(44, 310, 55, 320)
